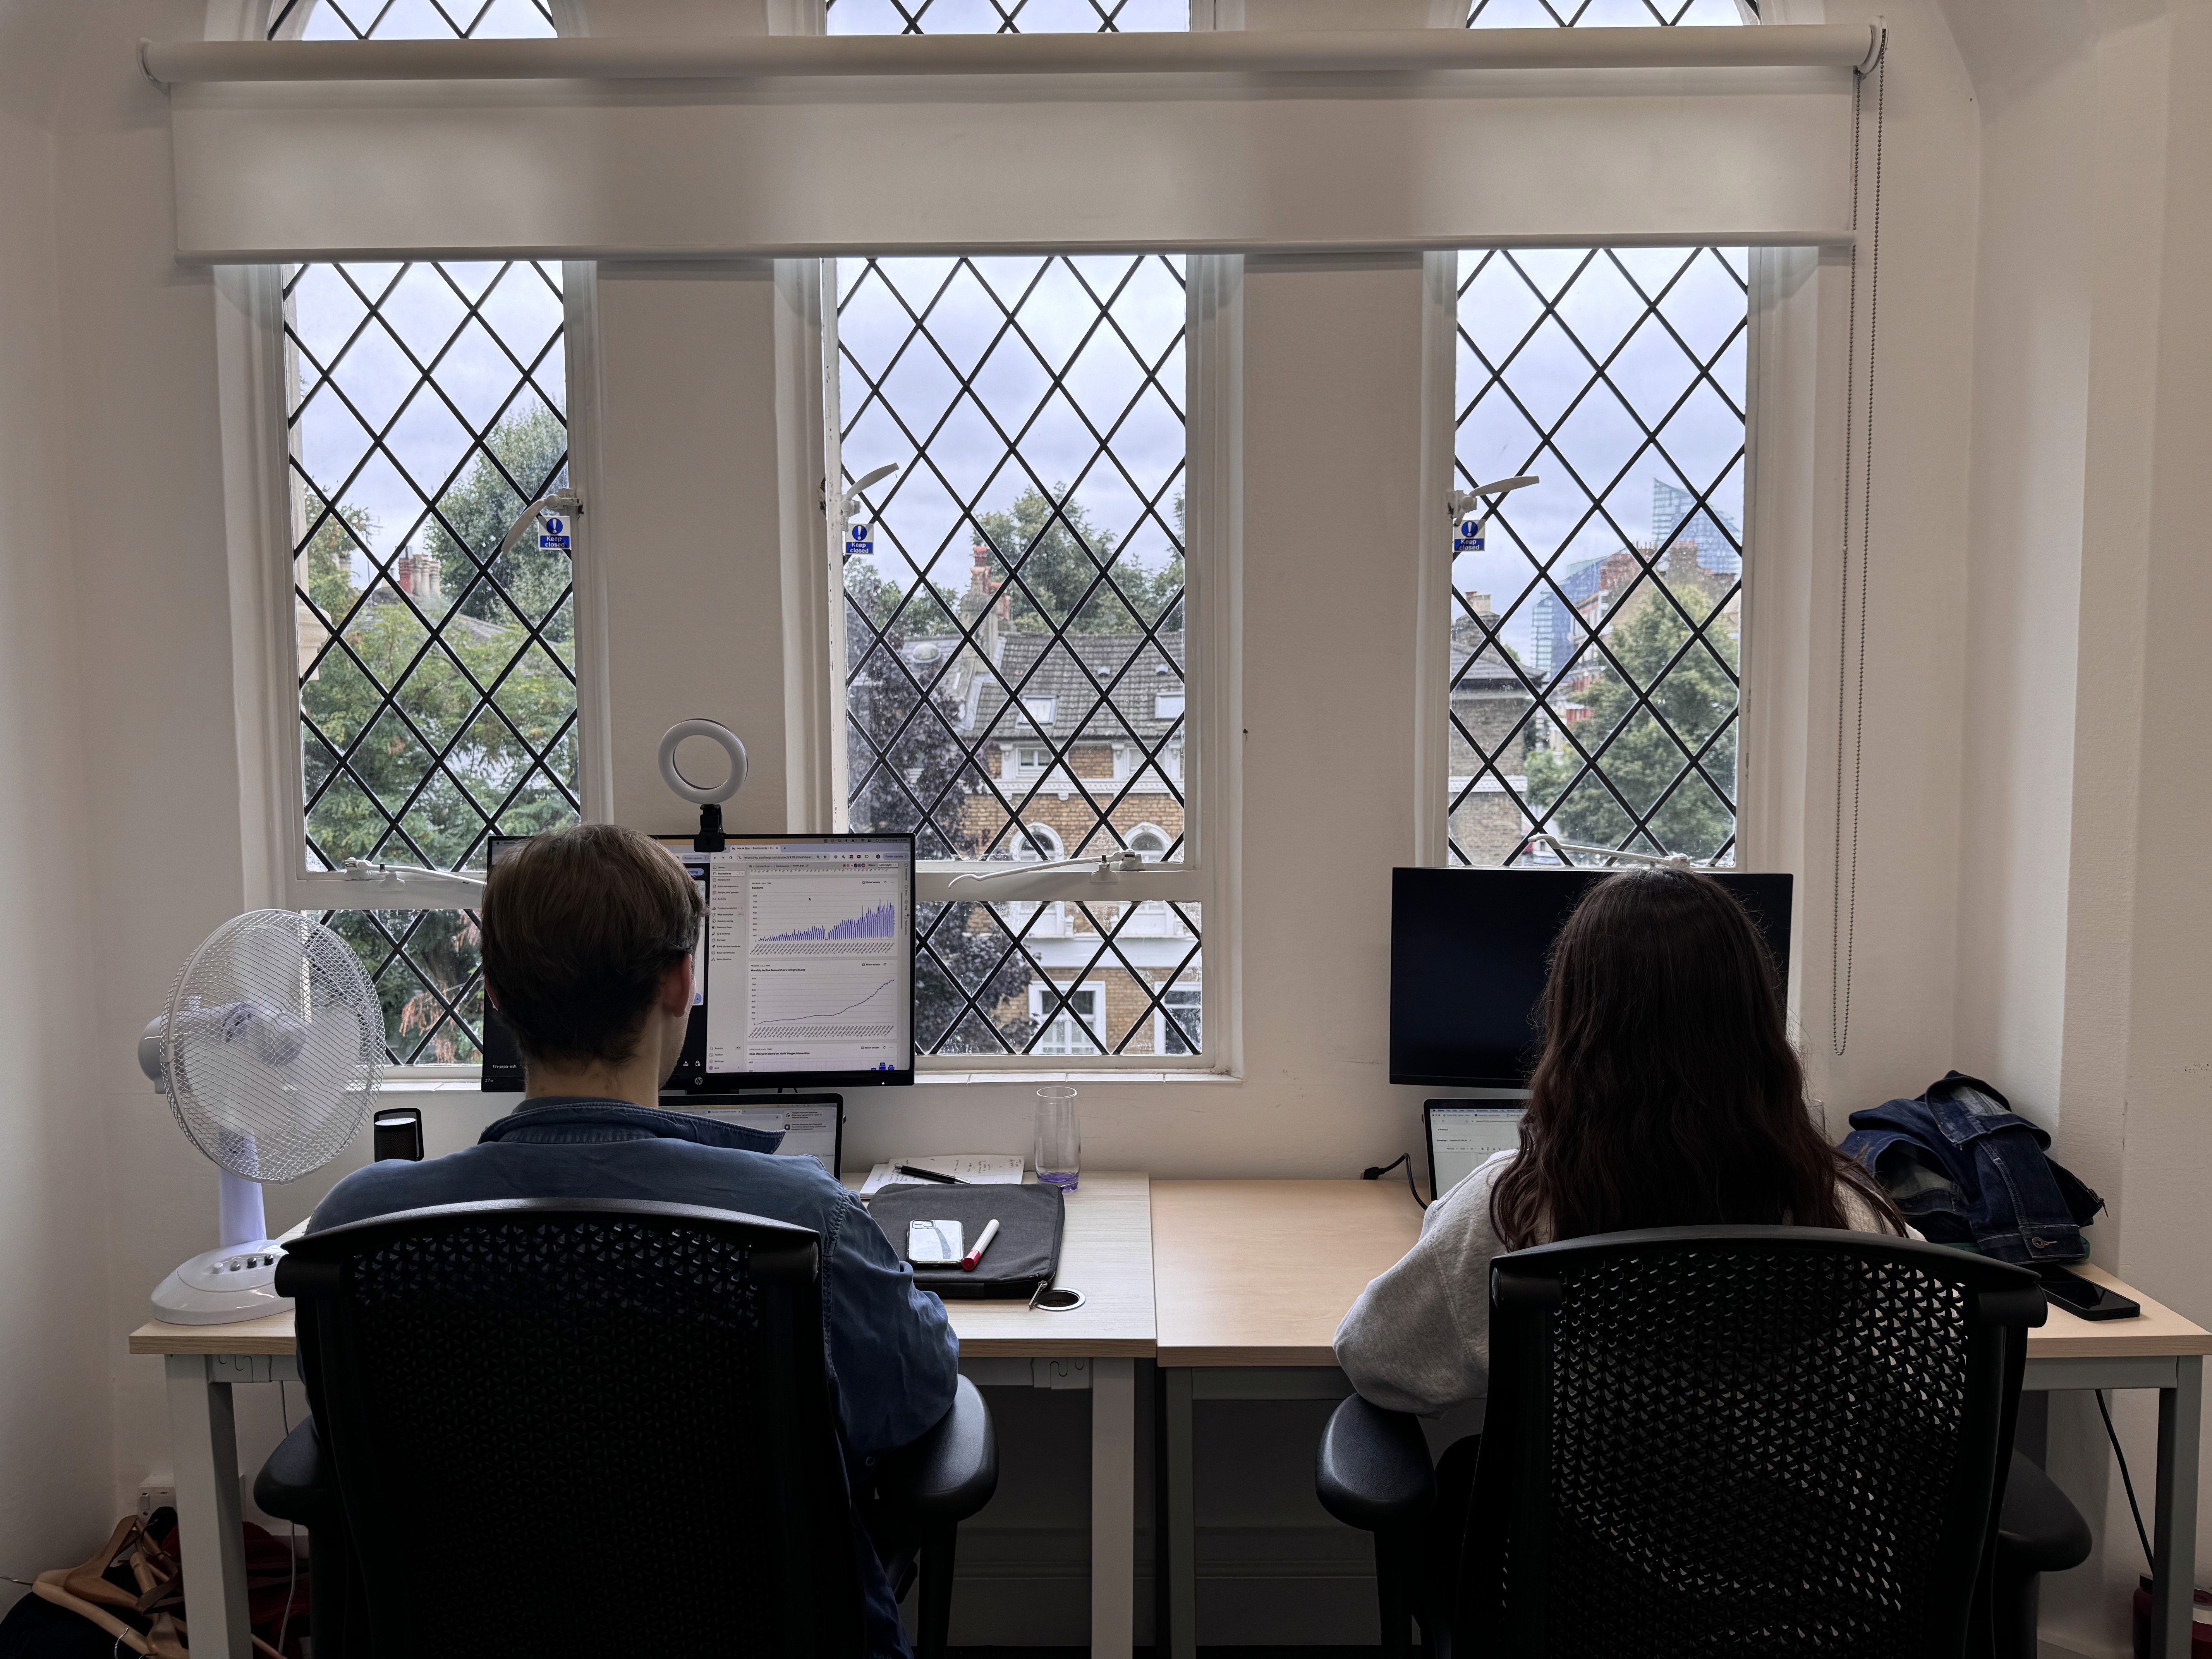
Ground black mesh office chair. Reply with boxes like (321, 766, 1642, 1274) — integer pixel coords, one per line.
(254, 1199, 995, 1659)
(1316, 1227, 2057, 1659)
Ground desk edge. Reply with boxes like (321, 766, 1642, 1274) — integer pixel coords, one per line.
(1158, 1345, 1338, 1369)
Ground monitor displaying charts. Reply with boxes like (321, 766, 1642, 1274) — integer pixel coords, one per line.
(481, 833, 915, 1091)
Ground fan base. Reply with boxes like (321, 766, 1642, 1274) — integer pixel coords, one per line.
(150, 1241, 294, 1326)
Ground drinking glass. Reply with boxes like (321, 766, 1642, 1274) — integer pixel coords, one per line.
(1034, 1086, 1081, 1192)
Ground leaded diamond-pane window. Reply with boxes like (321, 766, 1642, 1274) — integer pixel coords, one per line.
(1449, 247, 1748, 869)
(276, 0, 573, 1064)
(827, 0, 1185, 32)
(268, 0, 554, 38)
(829, 0, 1200, 1065)
(1452, 0, 1750, 867)
(1467, 0, 1748, 24)
(838, 254, 1199, 1060)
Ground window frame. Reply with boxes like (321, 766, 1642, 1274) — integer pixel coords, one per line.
(1417, 247, 1776, 872)
(221, 0, 608, 1080)
(1413, 14, 1804, 904)
(816, 254, 1243, 1077)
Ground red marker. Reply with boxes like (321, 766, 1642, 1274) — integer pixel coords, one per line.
(961, 1218, 1002, 1272)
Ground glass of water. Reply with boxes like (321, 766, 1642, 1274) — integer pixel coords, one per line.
(1034, 1086, 1081, 1192)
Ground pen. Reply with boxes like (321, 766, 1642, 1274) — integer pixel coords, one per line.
(896, 1163, 968, 1185)
(962, 1218, 1001, 1272)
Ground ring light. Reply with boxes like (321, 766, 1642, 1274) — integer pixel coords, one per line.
(658, 719, 747, 805)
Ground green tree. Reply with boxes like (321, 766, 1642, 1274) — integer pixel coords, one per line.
(426, 403, 572, 643)
(1523, 591, 1739, 861)
(299, 410, 580, 1061)
(976, 485, 1183, 634)
(844, 560, 961, 639)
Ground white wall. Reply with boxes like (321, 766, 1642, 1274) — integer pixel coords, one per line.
(1941, 1, 2212, 1649)
(0, 2, 113, 1608)
(32, 0, 275, 1532)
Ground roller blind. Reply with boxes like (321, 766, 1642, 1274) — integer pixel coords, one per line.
(150, 29, 1870, 262)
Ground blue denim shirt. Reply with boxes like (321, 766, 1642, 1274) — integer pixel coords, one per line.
(1842, 1072, 2104, 1264)
(312, 1097, 958, 1656)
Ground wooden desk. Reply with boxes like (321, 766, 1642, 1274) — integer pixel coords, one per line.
(1149, 1178, 2210, 1659)
(131, 1173, 1155, 1659)
(1152, 1179, 1419, 1367)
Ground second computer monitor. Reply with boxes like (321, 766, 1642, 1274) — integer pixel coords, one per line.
(1389, 866, 1794, 1090)
(481, 831, 915, 1091)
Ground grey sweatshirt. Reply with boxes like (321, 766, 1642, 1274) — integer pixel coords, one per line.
(1332, 1152, 1906, 1416)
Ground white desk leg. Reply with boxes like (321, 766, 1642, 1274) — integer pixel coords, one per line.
(2152, 1356, 2203, 1659)
(1091, 1358, 1136, 1659)
(165, 1354, 252, 1659)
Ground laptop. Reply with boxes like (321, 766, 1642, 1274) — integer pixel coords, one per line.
(1424, 1102, 1525, 1202)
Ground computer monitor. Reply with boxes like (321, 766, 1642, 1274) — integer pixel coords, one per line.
(481, 832, 916, 1092)
(1389, 867, 1794, 1089)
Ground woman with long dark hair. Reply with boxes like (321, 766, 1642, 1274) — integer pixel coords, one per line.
(1334, 866, 1905, 1415)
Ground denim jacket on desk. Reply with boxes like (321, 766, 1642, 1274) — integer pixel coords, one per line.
(1841, 1071, 2104, 1264)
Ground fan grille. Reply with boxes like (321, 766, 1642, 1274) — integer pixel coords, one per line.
(163, 911, 384, 1182)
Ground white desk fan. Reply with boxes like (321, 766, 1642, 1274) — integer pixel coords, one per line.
(137, 910, 386, 1324)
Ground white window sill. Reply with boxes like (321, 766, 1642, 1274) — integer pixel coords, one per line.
(381, 1066, 1240, 1088)
(917, 1068, 1237, 1085)
(380, 1070, 505, 1092)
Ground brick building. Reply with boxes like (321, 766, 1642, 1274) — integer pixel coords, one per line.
(1448, 589, 1539, 864)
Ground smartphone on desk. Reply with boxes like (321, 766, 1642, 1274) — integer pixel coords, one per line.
(2036, 1264, 2140, 1322)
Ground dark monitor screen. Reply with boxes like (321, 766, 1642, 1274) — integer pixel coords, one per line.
(1389, 867, 1795, 1089)
(482, 832, 915, 1093)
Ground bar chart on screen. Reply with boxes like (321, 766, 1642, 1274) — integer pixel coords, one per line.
(753, 895, 900, 954)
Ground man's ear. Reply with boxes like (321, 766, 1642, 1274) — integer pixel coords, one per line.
(661, 955, 694, 1016)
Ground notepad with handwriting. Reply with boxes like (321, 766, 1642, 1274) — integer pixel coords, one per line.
(860, 1153, 1026, 1196)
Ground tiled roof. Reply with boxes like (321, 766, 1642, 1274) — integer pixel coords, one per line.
(1449, 625, 1528, 694)
(971, 631, 1185, 744)
(860, 628, 1187, 744)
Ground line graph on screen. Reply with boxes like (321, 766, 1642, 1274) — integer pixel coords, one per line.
(749, 975, 898, 1042)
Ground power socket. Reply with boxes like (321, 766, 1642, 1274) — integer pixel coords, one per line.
(138, 1483, 177, 1521)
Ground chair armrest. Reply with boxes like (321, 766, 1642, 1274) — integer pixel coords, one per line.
(1315, 1395, 1435, 1533)
(1996, 1450, 2092, 1573)
(874, 1376, 998, 1526)
(254, 1416, 346, 1532)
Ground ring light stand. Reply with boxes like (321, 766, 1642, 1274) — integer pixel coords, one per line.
(658, 719, 747, 850)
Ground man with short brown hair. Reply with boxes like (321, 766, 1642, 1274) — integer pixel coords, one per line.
(313, 824, 955, 1655)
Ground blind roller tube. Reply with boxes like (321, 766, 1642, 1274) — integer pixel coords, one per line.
(142, 24, 1881, 86)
